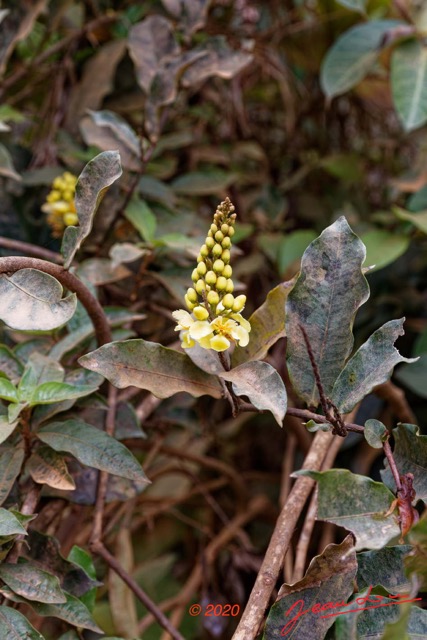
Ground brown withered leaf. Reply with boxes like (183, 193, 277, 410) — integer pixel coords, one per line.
(27, 446, 75, 491)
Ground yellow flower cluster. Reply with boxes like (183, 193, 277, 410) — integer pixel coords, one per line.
(172, 198, 251, 352)
(42, 171, 78, 237)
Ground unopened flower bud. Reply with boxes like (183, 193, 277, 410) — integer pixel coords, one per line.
(185, 294, 196, 310)
(191, 268, 199, 282)
(216, 276, 227, 291)
(197, 254, 203, 263)
(64, 212, 78, 226)
(215, 230, 224, 242)
(200, 244, 209, 257)
(205, 271, 217, 285)
(221, 237, 231, 249)
(225, 279, 234, 293)
(221, 223, 229, 235)
(221, 249, 230, 263)
(197, 262, 207, 276)
(223, 265, 232, 278)
(212, 244, 222, 258)
(211, 224, 218, 234)
(213, 259, 225, 273)
(228, 226, 235, 237)
(187, 287, 198, 303)
(232, 295, 246, 312)
(205, 237, 215, 249)
(193, 306, 209, 320)
(196, 279, 206, 295)
(223, 293, 235, 309)
(207, 290, 219, 305)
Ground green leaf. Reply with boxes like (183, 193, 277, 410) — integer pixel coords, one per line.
(1, 589, 102, 633)
(78, 339, 222, 399)
(357, 546, 413, 593)
(36, 419, 149, 482)
(393, 205, 427, 235)
(277, 230, 318, 276)
(220, 361, 287, 426)
(0, 563, 66, 603)
(27, 446, 75, 491)
(330, 318, 417, 413)
(395, 353, 427, 398)
(29, 381, 98, 406)
(109, 243, 147, 269)
(364, 419, 388, 449)
(0, 379, 18, 403)
(0, 270, 77, 331)
(293, 469, 400, 550)
(286, 216, 369, 406)
(0, 606, 45, 640)
(381, 424, 427, 500)
(171, 170, 237, 195)
(18, 353, 64, 398)
(67, 546, 97, 611)
(61, 151, 123, 269)
(231, 282, 292, 368)
(334, 0, 366, 12)
(360, 229, 410, 272)
(262, 536, 357, 640)
(391, 40, 427, 132)
(80, 110, 141, 172)
(124, 196, 157, 242)
(320, 21, 402, 98)
(0, 345, 23, 383)
(0, 508, 27, 536)
(0, 446, 24, 506)
(407, 512, 427, 589)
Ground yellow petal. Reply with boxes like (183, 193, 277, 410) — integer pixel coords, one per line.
(230, 313, 251, 333)
(172, 309, 193, 329)
(231, 325, 250, 347)
(189, 321, 213, 339)
(210, 335, 230, 351)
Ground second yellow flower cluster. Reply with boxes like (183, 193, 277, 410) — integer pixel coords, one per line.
(42, 171, 78, 237)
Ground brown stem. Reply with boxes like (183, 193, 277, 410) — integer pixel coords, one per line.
(299, 324, 329, 417)
(285, 406, 364, 434)
(383, 438, 402, 492)
(0, 257, 111, 346)
(0, 237, 63, 263)
(91, 541, 185, 640)
(231, 431, 335, 640)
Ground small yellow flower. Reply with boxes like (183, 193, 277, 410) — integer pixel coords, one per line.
(172, 198, 251, 353)
(42, 171, 78, 237)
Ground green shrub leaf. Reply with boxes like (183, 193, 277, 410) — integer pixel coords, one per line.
(364, 419, 388, 449)
(0, 606, 45, 640)
(0, 446, 24, 506)
(391, 40, 427, 132)
(0, 508, 28, 536)
(0, 563, 66, 603)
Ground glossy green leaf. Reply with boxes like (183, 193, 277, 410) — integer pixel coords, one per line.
(0, 563, 66, 603)
(294, 469, 400, 550)
(36, 419, 148, 482)
(220, 361, 287, 426)
(357, 546, 413, 593)
(330, 319, 417, 413)
(67, 546, 97, 611)
(61, 151, 123, 269)
(124, 196, 157, 242)
(0, 508, 27, 536)
(364, 419, 388, 449)
(360, 229, 410, 271)
(321, 21, 402, 98)
(263, 536, 357, 640)
(0, 270, 76, 331)
(79, 339, 222, 399)
(27, 446, 75, 491)
(0, 606, 45, 640)
(381, 424, 427, 500)
(171, 170, 237, 195)
(80, 110, 141, 171)
(29, 381, 98, 406)
(391, 40, 427, 132)
(393, 206, 427, 234)
(395, 353, 427, 398)
(18, 353, 64, 397)
(0, 446, 24, 505)
(0, 379, 18, 403)
(286, 217, 369, 406)
(232, 282, 292, 368)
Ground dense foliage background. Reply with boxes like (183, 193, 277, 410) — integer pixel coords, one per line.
(0, 0, 427, 638)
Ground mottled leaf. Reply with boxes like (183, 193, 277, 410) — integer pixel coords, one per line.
(321, 21, 402, 98)
(263, 536, 357, 640)
(61, 151, 123, 269)
(0, 270, 77, 331)
(0, 606, 45, 640)
(181, 36, 252, 86)
(357, 546, 413, 593)
(80, 110, 141, 172)
(0, 563, 66, 603)
(0, 446, 24, 505)
(232, 282, 292, 368)
(331, 319, 417, 413)
(0, 345, 23, 383)
(381, 424, 427, 500)
(79, 339, 222, 399)
(219, 361, 287, 426)
(364, 419, 388, 449)
(36, 419, 148, 482)
(27, 446, 75, 491)
(286, 217, 369, 406)
(0, 508, 27, 536)
(391, 40, 427, 131)
(293, 469, 400, 550)
(161, 0, 210, 35)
